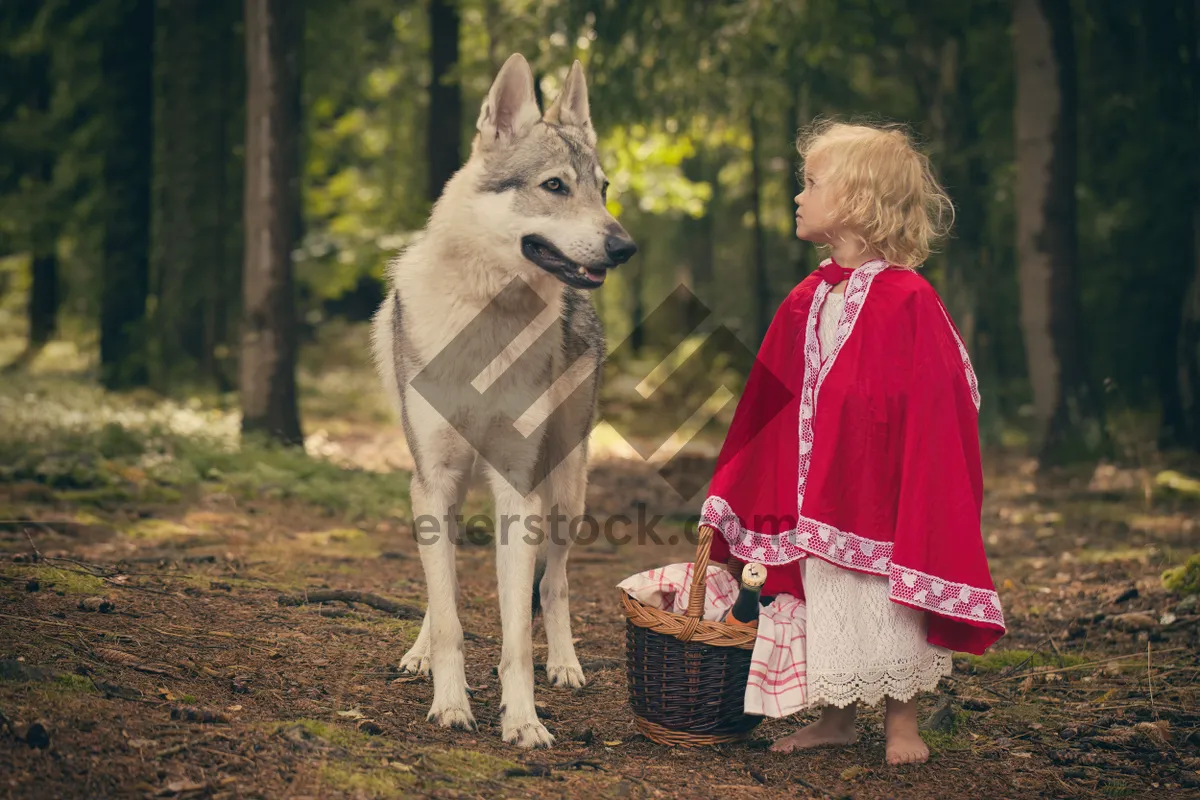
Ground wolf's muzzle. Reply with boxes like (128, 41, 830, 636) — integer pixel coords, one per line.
(604, 234, 637, 265)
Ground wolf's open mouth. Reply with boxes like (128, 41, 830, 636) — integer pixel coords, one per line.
(521, 234, 607, 288)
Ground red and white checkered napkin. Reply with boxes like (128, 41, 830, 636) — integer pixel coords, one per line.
(618, 563, 808, 719)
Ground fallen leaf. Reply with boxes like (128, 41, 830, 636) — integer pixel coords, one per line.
(128, 738, 158, 748)
(225, 705, 243, 712)
(603, 740, 622, 747)
(840, 766, 868, 780)
(337, 709, 366, 720)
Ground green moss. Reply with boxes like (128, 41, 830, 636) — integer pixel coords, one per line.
(423, 748, 521, 782)
(1162, 553, 1200, 595)
(124, 519, 195, 540)
(1076, 547, 1156, 565)
(53, 673, 97, 694)
(3, 565, 108, 595)
(294, 527, 381, 558)
(320, 764, 416, 797)
(958, 650, 1085, 674)
(267, 718, 370, 751)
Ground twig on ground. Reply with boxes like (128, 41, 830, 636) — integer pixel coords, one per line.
(1147, 641, 1156, 720)
(277, 589, 422, 619)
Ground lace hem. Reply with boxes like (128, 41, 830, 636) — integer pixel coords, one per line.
(805, 648, 953, 709)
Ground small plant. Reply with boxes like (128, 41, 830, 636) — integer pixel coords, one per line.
(1162, 553, 1200, 596)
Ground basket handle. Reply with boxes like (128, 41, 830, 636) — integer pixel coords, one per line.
(685, 524, 717, 619)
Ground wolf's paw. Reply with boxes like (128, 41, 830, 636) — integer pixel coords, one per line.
(400, 644, 431, 676)
(545, 661, 586, 689)
(502, 712, 555, 749)
(427, 696, 475, 731)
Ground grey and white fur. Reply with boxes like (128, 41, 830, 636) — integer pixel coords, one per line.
(370, 54, 635, 749)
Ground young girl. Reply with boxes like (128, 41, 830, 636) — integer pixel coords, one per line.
(700, 121, 1005, 765)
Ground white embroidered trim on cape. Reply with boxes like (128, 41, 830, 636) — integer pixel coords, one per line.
(937, 302, 982, 410)
(699, 259, 1005, 631)
(703, 494, 1006, 629)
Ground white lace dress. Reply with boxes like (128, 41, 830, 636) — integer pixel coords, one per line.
(802, 290, 952, 708)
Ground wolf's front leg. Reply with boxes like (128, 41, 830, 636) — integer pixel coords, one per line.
(490, 471, 554, 748)
(539, 453, 586, 689)
(412, 471, 474, 731)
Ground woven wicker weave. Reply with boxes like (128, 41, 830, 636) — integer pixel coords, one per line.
(622, 526, 763, 746)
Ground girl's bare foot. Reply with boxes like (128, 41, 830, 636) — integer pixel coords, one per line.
(770, 704, 857, 753)
(884, 697, 929, 765)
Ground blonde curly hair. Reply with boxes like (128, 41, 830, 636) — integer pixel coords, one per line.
(797, 119, 953, 267)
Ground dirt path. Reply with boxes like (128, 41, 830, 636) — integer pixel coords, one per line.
(1, 447, 1198, 799)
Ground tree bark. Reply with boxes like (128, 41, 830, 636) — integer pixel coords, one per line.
(99, 0, 154, 390)
(788, 59, 810, 284)
(1014, 0, 1104, 464)
(1179, 0, 1200, 448)
(241, 0, 303, 446)
(428, 0, 461, 202)
(152, 0, 240, 390)
(28, 50, 58, 349)
(749, 103, 770, 344)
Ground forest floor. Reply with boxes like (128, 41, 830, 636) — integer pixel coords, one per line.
(1, 324, 1199, 799)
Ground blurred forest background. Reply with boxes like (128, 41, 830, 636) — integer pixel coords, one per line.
(0, 0, 1198, 469)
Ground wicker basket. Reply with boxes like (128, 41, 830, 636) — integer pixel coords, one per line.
(622, 525, 762, 746)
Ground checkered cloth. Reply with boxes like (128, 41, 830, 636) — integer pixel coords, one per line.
(618, 563, 808, 719)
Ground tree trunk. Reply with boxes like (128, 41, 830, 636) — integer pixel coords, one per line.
(1014, 0, 1104, 464)
(428, 0, 461, 202)
(749, 103, 770, 344)
(99, 0, 155, 390)
(152, 0, 240, 390)
(1179, 0, 1200, 448)
(29, 255, 58, 347)
(28, 50, 58, 349)
(241, 0, 303, 446)
(788, 60, 810, 284)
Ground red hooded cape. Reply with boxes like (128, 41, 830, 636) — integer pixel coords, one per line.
(701, 259, 1004, 655)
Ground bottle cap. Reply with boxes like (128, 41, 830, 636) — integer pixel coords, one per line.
(740, 562, 767, 589)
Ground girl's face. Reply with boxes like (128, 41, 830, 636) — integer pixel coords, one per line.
(794, 160, 840, 244)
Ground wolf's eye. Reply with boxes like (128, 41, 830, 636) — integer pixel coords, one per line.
(541, 178, 567, 194)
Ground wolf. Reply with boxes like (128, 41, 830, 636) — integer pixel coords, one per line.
(370, 53, 636, 748)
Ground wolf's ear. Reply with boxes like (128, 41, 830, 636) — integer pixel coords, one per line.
(476, 53, 541, 146)
(543, 60, 595, 145)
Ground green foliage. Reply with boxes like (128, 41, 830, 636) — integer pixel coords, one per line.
(3, 565, 108, 595)
(0, 0, 1196, 458)
(0, 377, 408, 520)
(1161, 554, 1200, 596)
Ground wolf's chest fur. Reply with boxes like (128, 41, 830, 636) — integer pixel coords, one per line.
(389, 276, 601, 445)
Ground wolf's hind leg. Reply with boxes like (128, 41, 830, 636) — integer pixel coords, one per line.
(399, 612, 431, 676)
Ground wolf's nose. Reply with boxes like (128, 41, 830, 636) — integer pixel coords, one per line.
(605, 235, 637, 264)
